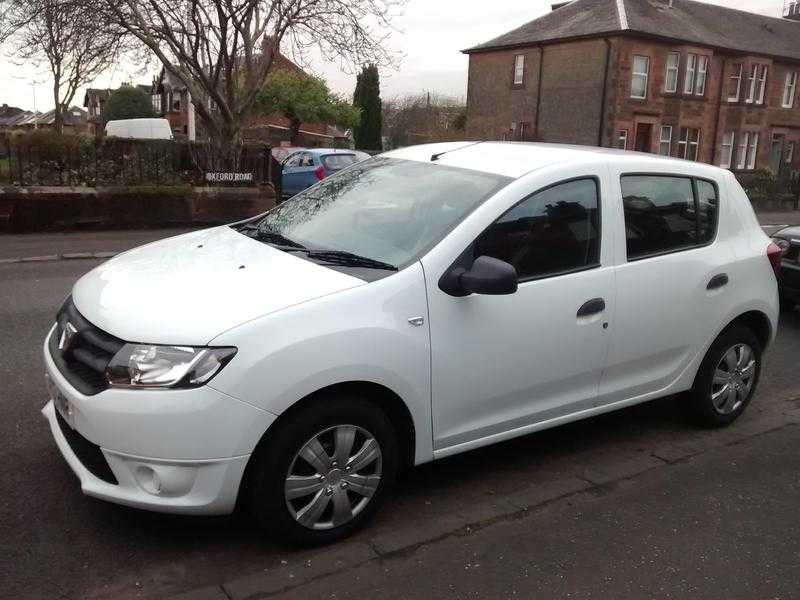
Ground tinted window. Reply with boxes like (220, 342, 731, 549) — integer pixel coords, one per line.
(244, 158, 511, 268)
(475, 178, 600, 280)
(696, 179, 718, 243)
(323, 154, 357, 171)
(621, 175, 717, 260)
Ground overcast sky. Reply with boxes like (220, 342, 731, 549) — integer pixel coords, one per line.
(0, 0, 784, 112)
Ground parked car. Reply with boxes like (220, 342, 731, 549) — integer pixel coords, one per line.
(43, 142, 780, 546)
(281, 148, 363, 199)
(105, 118, 173, 140)
(770, 226, 800, 306)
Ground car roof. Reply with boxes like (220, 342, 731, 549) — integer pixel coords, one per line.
(308, 148, 356, 156)
(382, 141, 730, 180)
(774, 225, 800, 239)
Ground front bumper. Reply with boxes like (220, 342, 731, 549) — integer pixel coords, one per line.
(42, 326, 276, 515)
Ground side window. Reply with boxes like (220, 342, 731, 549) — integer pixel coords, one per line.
(299, 153, 315, 167)
(696, 179, 718, 244)
(284, 153, 302, 168)
(621, 175, 717, 260)
(474, 178, 600, 281)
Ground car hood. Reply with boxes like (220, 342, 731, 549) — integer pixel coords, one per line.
(71, 226, 365, 345)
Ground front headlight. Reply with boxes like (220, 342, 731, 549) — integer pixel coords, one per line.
(106, 345, 237, 389)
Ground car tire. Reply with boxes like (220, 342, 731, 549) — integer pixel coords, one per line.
(246, 393, 399, 546)
(686, 324, 762, 427)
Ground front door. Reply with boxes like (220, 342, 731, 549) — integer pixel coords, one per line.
(770, 134, 786, 175)
(425, 175, 614, 453)
(635, 123, 653, 153)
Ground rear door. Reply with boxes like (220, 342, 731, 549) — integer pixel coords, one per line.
(599, 164, 732, 405)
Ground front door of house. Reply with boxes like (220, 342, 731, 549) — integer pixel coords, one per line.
(770, 134, 786, 175)
(634, 124, 653, 153)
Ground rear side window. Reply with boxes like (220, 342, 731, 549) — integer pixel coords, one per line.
(474, 178, 600, 281)
(621, 175, 718, 260)
(323, 154, 357, 171)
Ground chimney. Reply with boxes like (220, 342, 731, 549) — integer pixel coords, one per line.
(784, 0, 800, 20)
(551, 2, 571, 10)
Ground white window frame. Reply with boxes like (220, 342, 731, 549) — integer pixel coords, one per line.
(720, 132, 735, 169)
(678, 127, 701, 161)
(746, 65, 758, 103)
(664, 52, 680, 93)
(658, 125, 672, 155)
(695, 56, 708, 96)
(728, 64, 743, 102)
(786, 142, 795, 164)
(513, 54, 525, 86)
(747, 133, 759, 169)
(684, 54, 697, 94)
(737, 133, 749, 169)
(757, 66, 768, 104)
(782, 71, 797, 108)
(631, 55, 649, 99)
(617, 129, 629, 150)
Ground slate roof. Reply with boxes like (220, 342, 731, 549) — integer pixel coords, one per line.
(464, 0, 800, 62)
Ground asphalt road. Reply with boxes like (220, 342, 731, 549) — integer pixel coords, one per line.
(1, 227, 800, 599)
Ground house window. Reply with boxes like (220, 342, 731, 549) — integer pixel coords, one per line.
(513, 55, 525, 86)
(151, 94, 160, 113)
(684, 54, 697, 94)
(677, 127, 701, 161)
(658, 125, 672, 155)
(737, 132, 759, 169)
(786, 142, 795, 164)
(782, 71, 797, 108)
(631, 55, 649, 99)
(695, 56, 708, 96)
(747, 65, 768, 104)
(665, 52, 680, 93)
(720, 132, 735, 169)
(727, 64, 743, 102)
(617, 130, 629, 150)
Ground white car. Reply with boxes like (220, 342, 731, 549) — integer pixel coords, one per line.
(43, 142, 781, 545)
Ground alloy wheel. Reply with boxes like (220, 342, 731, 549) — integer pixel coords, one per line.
(711, 343, 756, 415)
(285, 425, 383, 530)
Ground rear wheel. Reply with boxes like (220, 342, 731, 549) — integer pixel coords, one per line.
(247, 394, 399, 546)
(686, 325, 761, 427)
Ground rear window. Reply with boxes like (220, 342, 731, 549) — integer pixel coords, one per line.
(621, 175, 718, 260)
(322, 154, 357, 171)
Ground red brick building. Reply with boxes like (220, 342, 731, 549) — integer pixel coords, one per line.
(464, 0, 800, 177)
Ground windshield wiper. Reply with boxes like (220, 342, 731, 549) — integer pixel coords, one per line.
(305, 250, 398, 271)
(235, 223, 307, 251)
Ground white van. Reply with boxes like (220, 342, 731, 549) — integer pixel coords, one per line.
(42, 142, 781, 545)
(104, 118, 173, 140)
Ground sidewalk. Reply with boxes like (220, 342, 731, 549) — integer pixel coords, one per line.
(0, 228, 198, 262)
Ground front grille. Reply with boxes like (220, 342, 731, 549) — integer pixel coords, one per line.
(55, 408, 118, 484)
(49, 297, 125, 396)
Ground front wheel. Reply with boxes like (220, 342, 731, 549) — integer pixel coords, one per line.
(247, 394, 399, 546)
(686, 325, 761, 427)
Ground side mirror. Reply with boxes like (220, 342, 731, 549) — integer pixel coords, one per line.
(439, 255, 518, 296)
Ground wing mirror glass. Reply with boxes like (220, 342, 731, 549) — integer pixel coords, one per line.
(440, 255, 518, 296)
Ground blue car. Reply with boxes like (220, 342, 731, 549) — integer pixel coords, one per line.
(280, 149, 365, 199)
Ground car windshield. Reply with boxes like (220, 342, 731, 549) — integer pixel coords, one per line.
(322, 154, 357, 171)
(241, 157, 511, 269)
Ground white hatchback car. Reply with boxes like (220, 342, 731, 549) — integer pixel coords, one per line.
(43, 142, 781, 545)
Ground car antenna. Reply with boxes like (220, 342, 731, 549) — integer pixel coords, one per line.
(431, 141, 483, 162)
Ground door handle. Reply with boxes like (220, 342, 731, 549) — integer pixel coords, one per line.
(577, 298, 606, 318)
(707, 273, 729, 290)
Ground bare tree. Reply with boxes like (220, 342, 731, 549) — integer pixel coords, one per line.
(100, 0, 404, 165)
(1, 0, 126, 133)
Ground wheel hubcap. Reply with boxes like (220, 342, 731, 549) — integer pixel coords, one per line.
(711, 343, 756, 415)
(285, 425, 382, 530)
